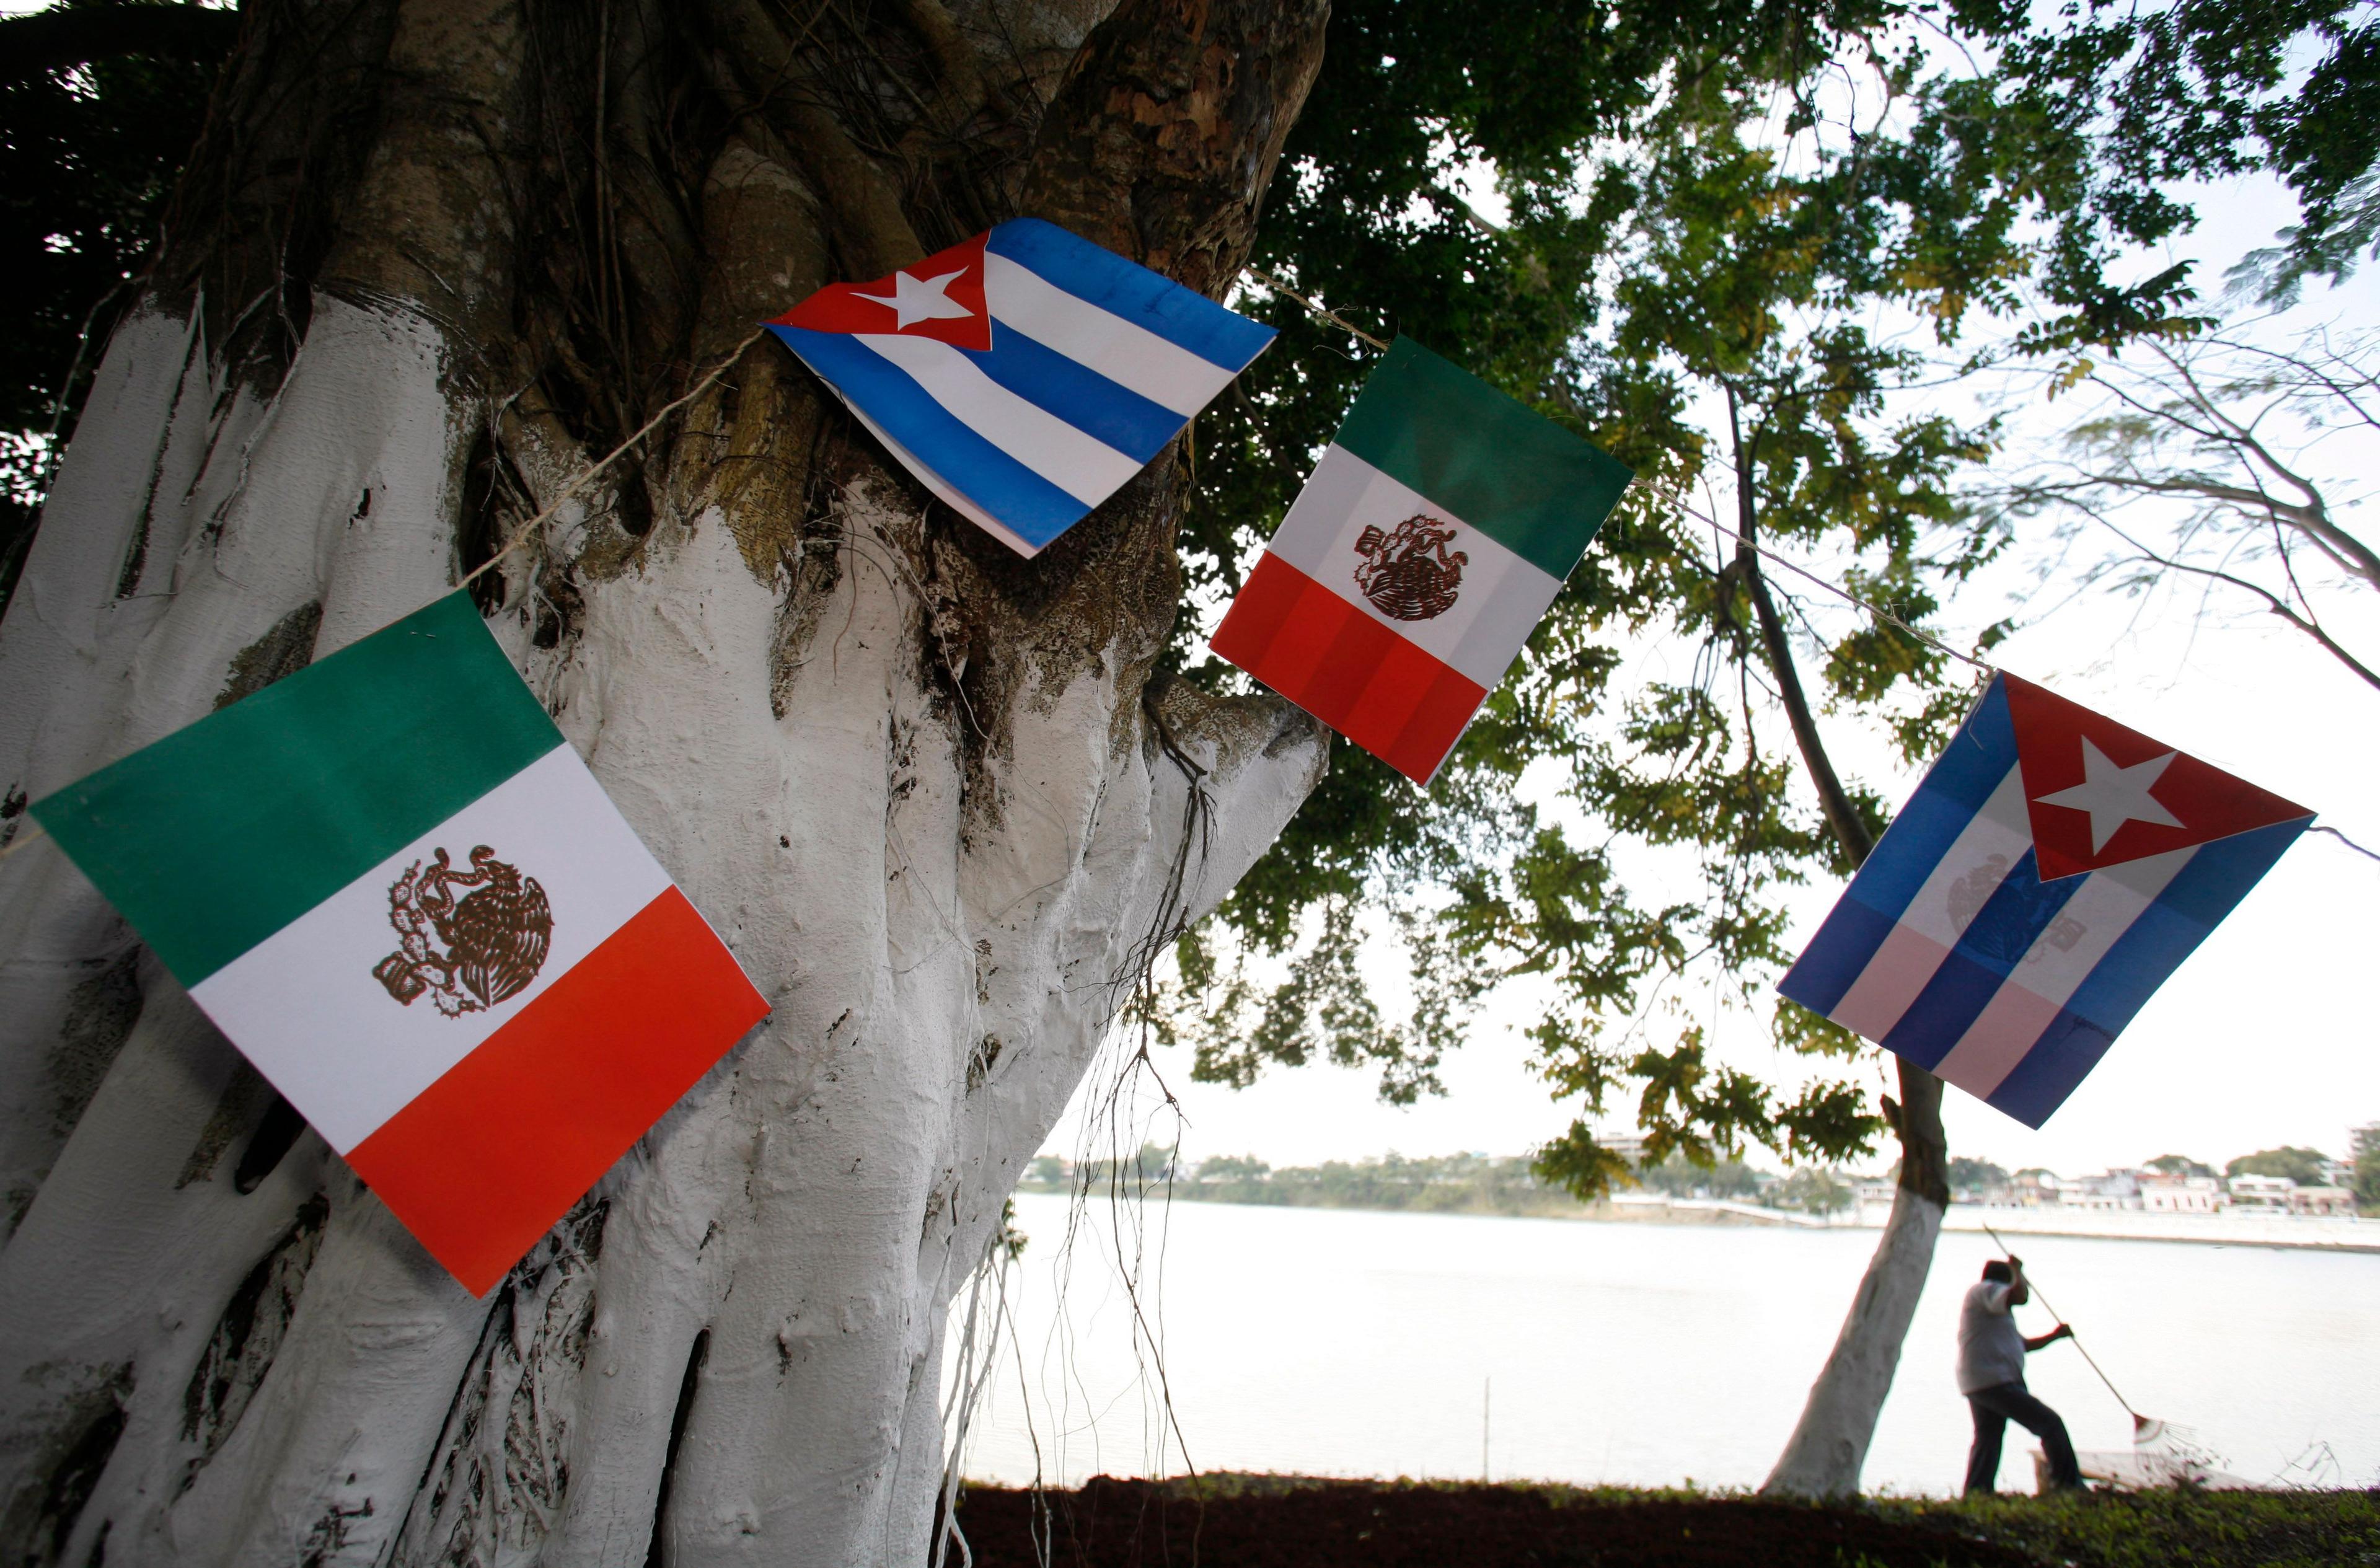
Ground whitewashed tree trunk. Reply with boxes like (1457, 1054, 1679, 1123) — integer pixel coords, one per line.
(1761, 1185, 1946, 1496)
(0, 1, 1331, 1562)
(1742, 552, 1957, 1500)
(1763, 1064, 1952, 1498)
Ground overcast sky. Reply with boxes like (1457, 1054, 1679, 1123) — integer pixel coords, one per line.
(1060, 169, 2380, 1181)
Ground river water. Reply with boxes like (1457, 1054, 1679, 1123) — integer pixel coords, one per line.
(947, 1193, 2380, 1495)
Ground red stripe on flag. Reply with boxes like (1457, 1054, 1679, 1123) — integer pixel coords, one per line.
(1207, 547, 1308, 673)
(1386, 664, 1488, 783)
(1210, 553, 1487, 786)
(348, 887, 769, 1295)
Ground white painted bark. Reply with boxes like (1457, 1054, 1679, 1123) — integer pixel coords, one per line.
(0, 275, 1323, 1568)
(1761, 1186, 1946, 1497)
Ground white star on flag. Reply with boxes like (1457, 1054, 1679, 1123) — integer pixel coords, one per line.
(851, 267, 976, 330)
(2032, 736, 2185, 852)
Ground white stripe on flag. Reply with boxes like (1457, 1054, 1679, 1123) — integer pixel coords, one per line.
(189, 744, 674, 1153)
(1829, 765, 2033, 1041)
(1931, 844, 2197, 1099)
(853, 332, 1148, 504)
(1263, 444, 1565, 690)
(835, 397, 1043, 557)
(984, 253, 1240, 416)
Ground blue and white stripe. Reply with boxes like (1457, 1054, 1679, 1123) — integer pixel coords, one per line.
(1779, 676, 2307, 1128)
(770, 219, 1274, 555)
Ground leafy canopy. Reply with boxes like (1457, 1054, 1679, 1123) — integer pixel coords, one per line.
(1162, 0, 2380, 1191)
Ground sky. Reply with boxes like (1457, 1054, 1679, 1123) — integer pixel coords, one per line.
(1054, 167, 2380, 1183)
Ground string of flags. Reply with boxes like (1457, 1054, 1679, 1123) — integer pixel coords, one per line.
(12, 217, 2340, 1292)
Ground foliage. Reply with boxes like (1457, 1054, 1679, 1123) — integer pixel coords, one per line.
(2143, 1153, 2217, 1179)
(1636, 1150, 1765, 1199)
(2355, 1123, 2380, 1208)
(1029, 1146, 1789, 1217)
(1165, 0, 2380, 1196)
(0, 0, 236, 609)
(1770, 1166, 1856, 1215)
(2224, 1145, 2335, 1184)
(1946, 1156, 2010, 1195)
(1171, 1150, 1595, 1217)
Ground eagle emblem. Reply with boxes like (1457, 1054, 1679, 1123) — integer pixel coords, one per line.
(1353, 514, 1466, 621)
(372, 845, 553, 1016)
(1946, 853, 2086, 966)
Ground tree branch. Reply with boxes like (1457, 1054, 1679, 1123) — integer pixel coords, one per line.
(2092, 513, 2380, 693)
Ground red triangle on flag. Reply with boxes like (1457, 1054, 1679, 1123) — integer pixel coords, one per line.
(2003, 672, 2312, 881)
(770, 232, 992, 351)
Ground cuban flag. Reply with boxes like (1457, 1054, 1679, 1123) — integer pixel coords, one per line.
(767, 219, 1276, 557)
(1780, 672, 2313, 1128)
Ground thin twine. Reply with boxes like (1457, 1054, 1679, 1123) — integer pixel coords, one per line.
(10, 298, 2380, 869)
(1242, 275, 2380, 863)
(1240, 264, 1390, 351)
(0, 328, 777, 874)
(0, 819, 45, 866)
(1235, 262, 1983, 671)
(1637, 478, 1993, 673)
(457, 325, 769, 592)
(2311, 824, 2380, 863)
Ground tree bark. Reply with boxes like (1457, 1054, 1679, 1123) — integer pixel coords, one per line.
(0, 2, 1331, 1564)
(1721, 395, 1951, 1499)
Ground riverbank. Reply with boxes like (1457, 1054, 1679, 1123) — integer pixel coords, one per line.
(950, 1476, 2380, 1567)
(1025, 1179, 2378, 1252)
(1602, 1193, 2379, 1252)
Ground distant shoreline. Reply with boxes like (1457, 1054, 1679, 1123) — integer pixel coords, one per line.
(1015, 1184, 2379, 1254)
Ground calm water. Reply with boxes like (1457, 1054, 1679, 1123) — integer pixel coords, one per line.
(948, 1193, 2380, 1495)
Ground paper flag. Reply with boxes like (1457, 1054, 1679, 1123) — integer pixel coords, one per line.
(1209, 336, 1631, 784)
(33, 593, 769, 1292)
(767, 218, 1276, 557)
(1780, 671, 2312, 1127)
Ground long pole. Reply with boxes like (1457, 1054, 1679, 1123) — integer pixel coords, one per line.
(1980, 1223, 2148, 1431)
(1482, 1377, 1491, 1482)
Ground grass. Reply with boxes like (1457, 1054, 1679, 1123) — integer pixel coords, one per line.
(1874, 1488, 2380, 1568)
(1006, 1474, 2380, 1567)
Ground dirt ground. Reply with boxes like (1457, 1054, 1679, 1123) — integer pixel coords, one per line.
(949, 1476, 2041, 1567)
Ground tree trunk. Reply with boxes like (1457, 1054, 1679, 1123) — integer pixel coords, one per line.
(0, 2, 1331, 1564)
(1761, 1060, 1950, 1497)
(1723, 436, 1953, 1499)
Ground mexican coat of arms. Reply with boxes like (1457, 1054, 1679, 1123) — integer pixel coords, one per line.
(373, 844, 554, 1016)
(1353, 514, 1467, 621)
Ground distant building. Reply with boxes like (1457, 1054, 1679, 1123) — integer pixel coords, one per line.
(2228, 1173, 2297, 1211)
(2291, 1185, 2357, 1218)
(2009, 1170, 2060, 1207)
(1853, 1176, 1897, 1207)
(2138, 1173, 2223, 1213)
(2043, 1169, 2141, 1210)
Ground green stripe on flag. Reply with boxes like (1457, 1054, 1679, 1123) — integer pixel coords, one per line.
(34, 592, 563, 987)
(1332, 337, 1633, 580)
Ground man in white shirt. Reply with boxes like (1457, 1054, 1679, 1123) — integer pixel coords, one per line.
(1958, 1256, 2082, 1494)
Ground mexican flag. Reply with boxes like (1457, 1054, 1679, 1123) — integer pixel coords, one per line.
(33, 593, 769, 1294)
(1210, 337, 1631, 783)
